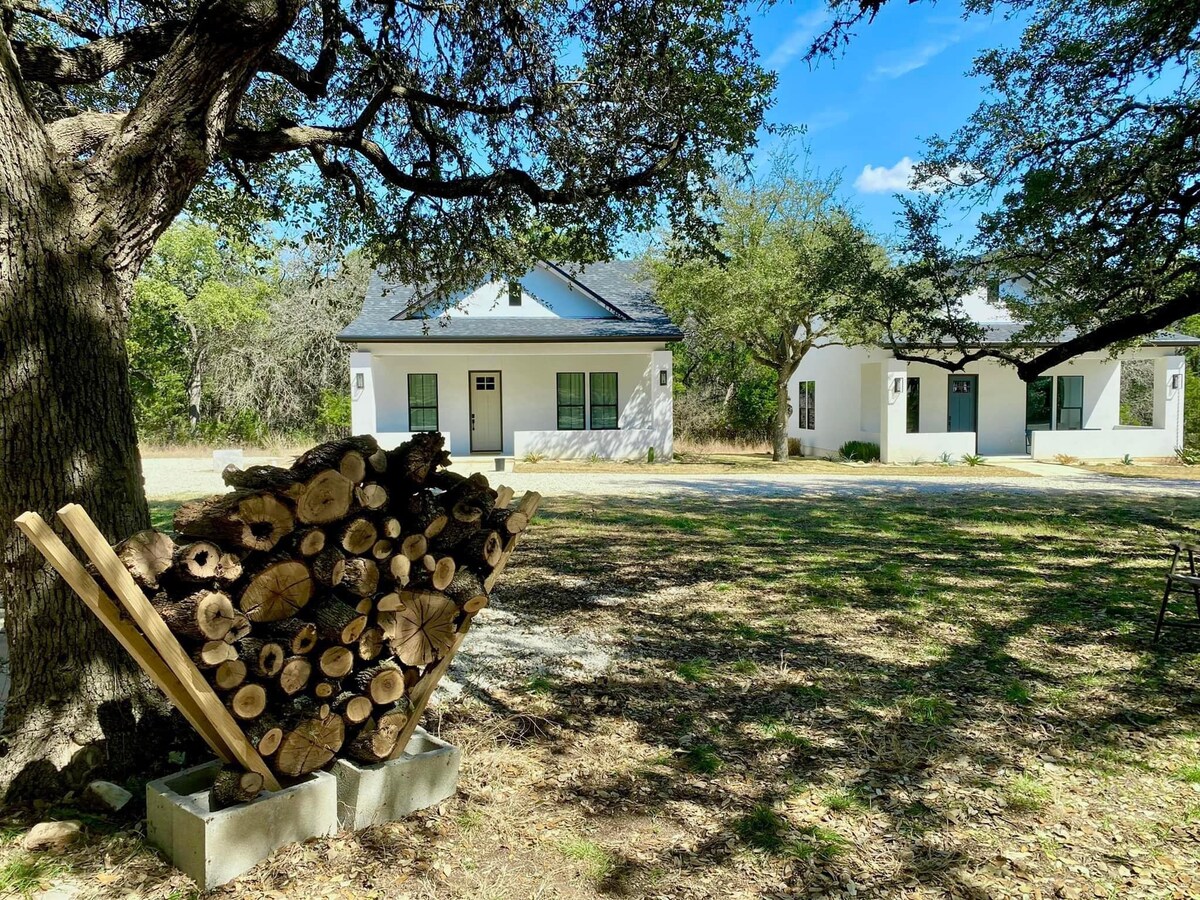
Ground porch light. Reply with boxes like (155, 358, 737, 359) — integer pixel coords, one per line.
(355, 373, 364, 389)
(892, 376, 904, 394)
(1172, 373, 1182, 390)
(659, 369, 668, 386)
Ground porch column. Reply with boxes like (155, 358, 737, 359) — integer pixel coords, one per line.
(879, 358, 908, 463)
(650, 350, 674, 461)
(1153, 355, 1186, 447)
(349, 351, 377, 435)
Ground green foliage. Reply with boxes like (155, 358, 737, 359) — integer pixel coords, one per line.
(839, 441, 880, 462)
(682, 744, 723, 774)
(1002, 775, 1052, 812)
(1121, 454, 1135, 466)
(962, 453, 986, 467)
(1177, 447, 1200, 466)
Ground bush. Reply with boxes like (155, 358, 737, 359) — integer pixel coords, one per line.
(961, 453, 986, 466)
(787, 437, 804, 458)
(1177, 446, 1200, 466)
(1052, 453, 1078, 466)
(838, 440, 880, 462)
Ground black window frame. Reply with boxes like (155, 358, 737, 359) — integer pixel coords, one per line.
(557, 372, 585, 430)
(407, 373, 439, 432)
(589, 372, 619, 430)
(1056, 375, 1084, 430)
(906, 377, 920, 433)
(798, 380, 816, 430)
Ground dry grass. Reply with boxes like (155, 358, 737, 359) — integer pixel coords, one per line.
(139, 441, 310, 459)
(8, 492, 1200, 898)
(1081, 463, 1200, 480)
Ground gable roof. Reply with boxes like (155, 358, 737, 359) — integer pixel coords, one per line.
(337, 259, 682, 343)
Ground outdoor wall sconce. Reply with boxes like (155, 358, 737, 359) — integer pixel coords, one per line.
(660, 369, 668, 386)
(1172, 373, 1182, 390)
(892, 376, 904, 394)
(355, 373, 365, 389)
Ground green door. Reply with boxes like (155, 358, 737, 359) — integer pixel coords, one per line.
(947, 375, 978, 433)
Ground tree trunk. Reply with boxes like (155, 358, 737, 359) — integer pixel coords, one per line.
(772, 374, 790, 462)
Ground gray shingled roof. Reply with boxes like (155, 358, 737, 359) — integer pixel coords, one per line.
(895, 322, 1200, 348)
(337, 259, 682, 343)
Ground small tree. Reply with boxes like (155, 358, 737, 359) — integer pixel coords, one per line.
(649, 158, 877, 460)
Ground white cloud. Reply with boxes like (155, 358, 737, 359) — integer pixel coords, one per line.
(764, 7, 830, 72)
(872, 39, 957, 79)
(854, 156, 918, 193)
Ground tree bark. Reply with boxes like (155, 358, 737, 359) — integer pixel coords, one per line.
(772, 373, 789, 462)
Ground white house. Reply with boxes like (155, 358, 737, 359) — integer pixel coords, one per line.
(338, 260, 680, 460)
(788, 288, 1200, 462)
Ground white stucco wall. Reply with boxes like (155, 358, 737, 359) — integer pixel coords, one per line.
(789, 342, 1186, 461)
(350, 342, 672, 460)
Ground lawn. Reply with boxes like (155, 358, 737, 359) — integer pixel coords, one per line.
(8, 491, 1200, 898)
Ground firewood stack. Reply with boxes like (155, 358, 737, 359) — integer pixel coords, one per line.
(107, 432, 537, 805)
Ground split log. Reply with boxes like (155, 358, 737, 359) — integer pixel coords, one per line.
(275, 700, 345, 777)
(295, 470, 354, 524)
(367, 446, 388, 474)
(311, 547, 345, 588)
(390, 591, 458, 666)
(192, 639, 238, 669)
(309, 599, 368, 645)
(345, 703, 411, 763)
(517, 490, 543, 518)
(237, 638, 285, 678)
(356, 483, 388, 510)
(227, 683, 267, 720)
(152, 589, 237, 641)
(238, 559, 313, 622)
(174, 492, 294, 552)
(494, 485, 515, 510)
(339, 517, 377, 555)
(295, 528, 326, 557)
(332, 692, 373, 726)
(265, 619, 318, 655)
(376, 591, 402, 613)
(213, 659, 248, 691)
(388, 555, 411, 586)
(340, 558, 379, 598)
(114, 529, 175, 591)
(357, 625, 385, 662)
(318, 645, 354, 678)
(462, 530, 503, 568)
(354, 596, 374, 615)
(244, 716, 284, 757)
(278, 656, 313, 696)
(444, 569, 489, 614)
(352, 660, 406, 705)
(211, 765, 264, 810)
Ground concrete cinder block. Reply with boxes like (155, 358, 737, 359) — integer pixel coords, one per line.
(332, 727, 461, 830)
(146, 761, 337, 890)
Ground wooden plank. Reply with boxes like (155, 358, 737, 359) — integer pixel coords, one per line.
(57, 504, 282, 791)
(14, 512, 235, 764)
(388, 616, 474, 760)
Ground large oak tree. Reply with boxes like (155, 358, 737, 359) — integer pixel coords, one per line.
(0, 0, 773, 798)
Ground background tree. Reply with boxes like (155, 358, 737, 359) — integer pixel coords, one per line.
(0, 0, 772, 798)
(649, 157, 878, 461)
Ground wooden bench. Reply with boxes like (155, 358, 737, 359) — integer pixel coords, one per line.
(1154, 541, 1200, 641)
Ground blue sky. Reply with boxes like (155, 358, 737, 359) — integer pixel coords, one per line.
(748, 1, 1026, 242)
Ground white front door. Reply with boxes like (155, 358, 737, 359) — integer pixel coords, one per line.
(470, 371, 502, 452)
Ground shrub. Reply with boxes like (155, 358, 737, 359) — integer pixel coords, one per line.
(1121, 453, 1135, 465)
(523, 451, 546, 464)
(1052, 453, 1078, 466)
(937, 451, 953, 465)
(961, 453, 985, 467)
(1177, 446, 1200, 466)
(838, 440, 880, 462)
(787, 437, 804, 458)
(647, 446, 656, 463)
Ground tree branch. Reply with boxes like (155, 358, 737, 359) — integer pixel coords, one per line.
(11, 22, 185, 85)
(45, 110, 126, 156)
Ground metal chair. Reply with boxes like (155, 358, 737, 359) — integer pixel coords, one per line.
(1154, 541, 1200, 641)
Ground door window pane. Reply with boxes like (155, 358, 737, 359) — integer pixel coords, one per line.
(557, 373, 585, 430)
(1026, 377, 1053, 431)
(906, 377, 920, 433)
(1057, 375, 1084, 430)
(589, 372, 618, 430)
(408, 374, 438, 432)
(798, 381, 815, 430)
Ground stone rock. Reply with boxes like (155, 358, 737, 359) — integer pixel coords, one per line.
(23, 820, 82, 853)
(84, 780, 133, 812)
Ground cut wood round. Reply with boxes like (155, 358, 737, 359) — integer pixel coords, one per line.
(340, 558, 379, 598)
(346, 704, 411, 763)
(339, 451, 366, 484)
(431, 556, 456, 591)
(339, 517, 378, 555)
(237, 638, 285, 678)
(169, 541, 222, 582)
(153, 589, 237, 641)
(175, 491, 294, 552)
(192, 639, 237, 669)
(216, 552, 244, 585)
(376, 591, 401, 613)
(295, 469, 354, 524)
(239, 560, 313, 622)
(400, 533, 427, 561)
(388, 554, 411, 586)
(357, 625, 385, 662)
(371, 539, 394, 561)
(352, 660, 405, 705)
(114, 529, 176, 591)
(275, 703, 345, 777)
(379, 517, 402, 539)
(318, 645, 354, 678)
(356, 483, 388, 510)
(354, 596, 374, 615)
(444, 569, 489, 612)
(278, 656, 313, 696)
(367, 447, 388, 474)
(213, 659, 247, 691)
(265, 619, 318, 655)
(517, 490, 543, 518)
(332, 692, 373, 726)
(311, 547, 346, 588)
(309, 600, 368, 645)
(227, 683, 267, 720)
(485, 508, 529, 536)
(211, 765, 264, 810)
(462, 594, 489, 614)
(390, 591, 458, 667)
(296, 528, 326, 557)
(244, 716, 284, 757)
(226, 613, 252, 642)
(421, 554, 436, 573)
(313, 680, 338, 700)
(463, 530, 503, 568)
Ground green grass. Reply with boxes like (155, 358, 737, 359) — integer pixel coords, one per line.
(675, 658, 713, 683)
(823, 788, 869, 812)
(681, 744, 723, 774)
(0, 856, 67, 896)
(559, 837, 615, 882)
(733, 806, 849, 860)
(899, 695, 955, 726)
(522, 675, 556, 695)
(1002, 775, 1053, 812)
(1173, 764, 1200, 784)
(733, 804, 789, 853)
